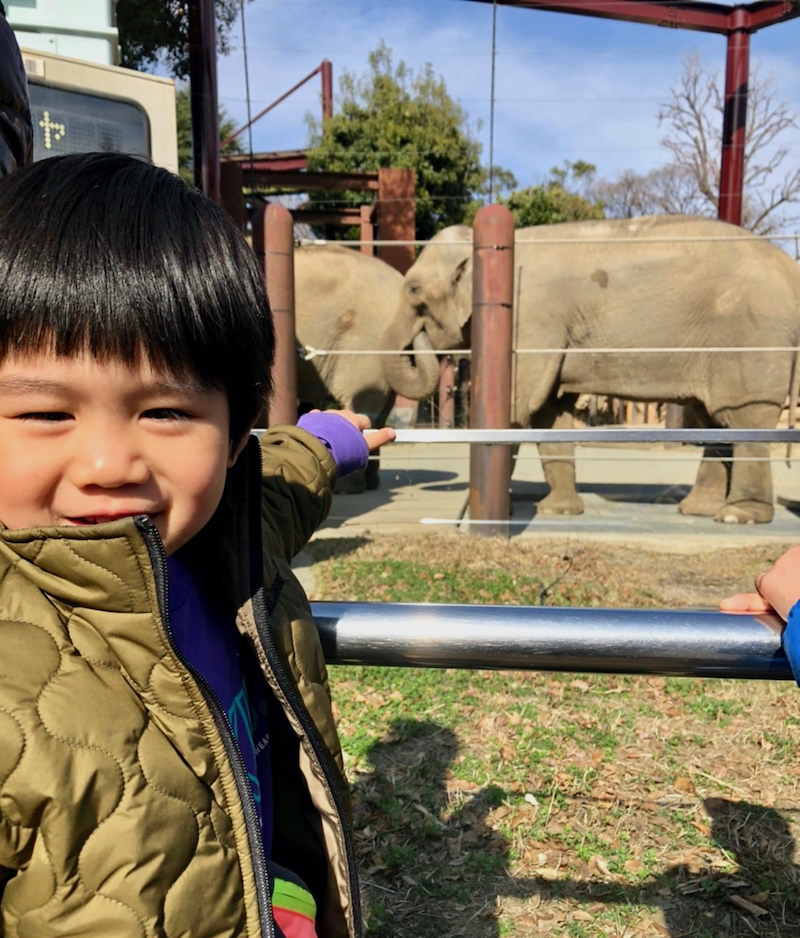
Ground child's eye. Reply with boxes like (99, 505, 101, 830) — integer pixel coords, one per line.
(143, 408, 192, 421)
(17, 411, 71, 422)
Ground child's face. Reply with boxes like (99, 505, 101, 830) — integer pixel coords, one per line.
(0, 351, 239, 556)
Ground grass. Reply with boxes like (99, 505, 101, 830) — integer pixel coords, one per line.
(310, 533, 800, 937)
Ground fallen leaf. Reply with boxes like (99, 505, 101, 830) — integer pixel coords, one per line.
(674, 776, 696, 794)
(746, 891, 770, 905)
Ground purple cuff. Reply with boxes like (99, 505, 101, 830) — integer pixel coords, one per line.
(297, 413, 369, 478)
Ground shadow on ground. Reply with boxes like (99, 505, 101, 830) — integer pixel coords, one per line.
(352, 720, 800, 938)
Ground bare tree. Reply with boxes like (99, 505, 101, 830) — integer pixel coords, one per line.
(657, 53, 800, 233)
(593, 164, 709, 218)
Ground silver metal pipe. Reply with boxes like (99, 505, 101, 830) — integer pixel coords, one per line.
(311, 603, 793, 681)
(392, 428, 800, 444)
(254, 428, 800, 444)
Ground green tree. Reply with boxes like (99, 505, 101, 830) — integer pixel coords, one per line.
(116, 0, 248, 79)
(175, 86, 242, 186)
(305, 43, 515, 241)
(499, 161, 604, 227)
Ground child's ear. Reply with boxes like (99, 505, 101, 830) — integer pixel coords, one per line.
(227, 432, 252, 468)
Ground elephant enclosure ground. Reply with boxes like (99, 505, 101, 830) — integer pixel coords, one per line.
(310, 535, 800, 938)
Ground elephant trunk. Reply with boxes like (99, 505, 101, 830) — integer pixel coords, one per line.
(381, 320, 440, 400)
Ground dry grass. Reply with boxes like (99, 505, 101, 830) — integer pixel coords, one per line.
(311, 535, 800, 937)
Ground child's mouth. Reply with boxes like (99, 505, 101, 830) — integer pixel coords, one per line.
(68, 514, 155, 525)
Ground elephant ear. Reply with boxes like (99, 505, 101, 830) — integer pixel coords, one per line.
(452, 255, 474, 329)
(451, 256, 469, 287)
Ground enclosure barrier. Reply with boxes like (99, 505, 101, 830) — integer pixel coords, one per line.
(470, 204, 514, 537)
(311, 602, 792, 681)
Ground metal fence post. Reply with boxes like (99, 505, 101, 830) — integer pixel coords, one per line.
(469, 205, 514, 537)
(253, 203, 297, 426)
(439, 355, 455, 429)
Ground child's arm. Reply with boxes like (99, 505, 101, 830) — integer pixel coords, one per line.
(259, 411, 394, 562)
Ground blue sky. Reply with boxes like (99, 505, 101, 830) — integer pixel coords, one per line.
(214, 0, 800, 190)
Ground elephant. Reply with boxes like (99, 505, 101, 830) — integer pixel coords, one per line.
(389, 215, 800, 523)
(293, 244, 439, 488)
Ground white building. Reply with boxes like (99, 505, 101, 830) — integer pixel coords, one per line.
(6, 0, 119, 66)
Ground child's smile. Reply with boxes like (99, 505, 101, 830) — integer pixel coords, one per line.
(0, 351, 239, 555)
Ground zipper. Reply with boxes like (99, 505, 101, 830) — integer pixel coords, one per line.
(250, 585, 363, 937)
(248, 446, 363, 937)
(135, 515, 275, 938)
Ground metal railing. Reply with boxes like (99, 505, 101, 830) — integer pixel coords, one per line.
(311, 602, 793, 681)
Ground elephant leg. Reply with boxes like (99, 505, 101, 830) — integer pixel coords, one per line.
(678, 404, 731, 517)
(713, 404, 779, 524)
(535, 398, 584, 516)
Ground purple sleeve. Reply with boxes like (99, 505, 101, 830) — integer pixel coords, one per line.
(297, 412, 369, 478)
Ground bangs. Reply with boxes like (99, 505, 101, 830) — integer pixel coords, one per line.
(0, 154, 274, 439)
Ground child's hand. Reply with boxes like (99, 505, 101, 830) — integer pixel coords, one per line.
(719, 545, 800, 621)
(718, 593, 775, 614)
(311, 409, 396, 453)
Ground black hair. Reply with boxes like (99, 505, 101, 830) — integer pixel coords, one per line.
(0, 152, 274, 444)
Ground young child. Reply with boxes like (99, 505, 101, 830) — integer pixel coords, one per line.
(0, 152, 391, 938)
(720, 546, 800, 683)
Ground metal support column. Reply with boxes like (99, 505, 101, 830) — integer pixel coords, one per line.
(439, 356, 456, 429)
(321, 59, 333, 121)
(469, 205, 514, 537)
(187, 0, 220, 202)
(718, 8, 751, 226)
(253, 203, 297, 426)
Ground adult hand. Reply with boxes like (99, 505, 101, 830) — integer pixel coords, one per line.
(719, 545, 800, 622)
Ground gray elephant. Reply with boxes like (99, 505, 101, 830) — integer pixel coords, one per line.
(389, 215, 800, 523)
(294, 244, 439, 487)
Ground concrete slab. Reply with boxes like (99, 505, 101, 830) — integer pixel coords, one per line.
(308, 442, 800, 551)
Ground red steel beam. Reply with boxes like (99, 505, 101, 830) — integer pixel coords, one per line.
(718, 11, 750, 226)
(289, 209, 364, 225)
(223, 150, 310, 172)
(465, 0, 799, 34)
(221, 63, 327, 148)
(321, 59, 333, 121)
(241, 170, 380, 191)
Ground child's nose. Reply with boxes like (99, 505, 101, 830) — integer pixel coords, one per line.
(70, 431, 151, 488)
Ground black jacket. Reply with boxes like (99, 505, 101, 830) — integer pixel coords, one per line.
(0, 7, 33, 174)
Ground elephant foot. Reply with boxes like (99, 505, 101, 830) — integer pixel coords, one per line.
(678, 489, 724, 518)
(537, 491, 584, 516)
(335, 470, 367, 495)
(714, 501, 774, 525)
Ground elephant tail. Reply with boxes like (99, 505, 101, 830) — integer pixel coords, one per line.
(786, 346, 798, 466)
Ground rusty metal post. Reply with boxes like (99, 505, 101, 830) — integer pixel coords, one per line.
(439, 356, 455, 429)
(219, 160, 245, 233)
(718, 10, 750, 227)
(359, 204, 374, 256)
(321, 59, 333, 121)
(187, 0, 220, 202)
(469, 205, 514, 537)
(377, 168, 418, 423)
(376, 168, 416, 275)
(253, 203, 297, 426)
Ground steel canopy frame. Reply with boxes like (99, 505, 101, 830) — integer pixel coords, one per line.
(465, 0, 800, 227)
